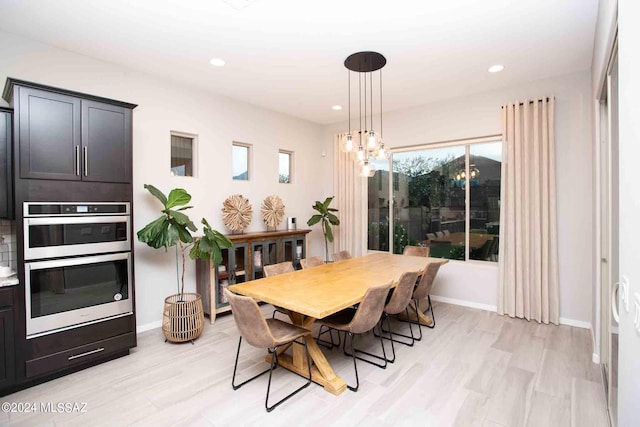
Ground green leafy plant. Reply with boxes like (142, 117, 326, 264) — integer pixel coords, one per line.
(307, 197, 340, 262)
(137, 184, 233, 297)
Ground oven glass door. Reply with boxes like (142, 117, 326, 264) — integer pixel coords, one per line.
(24, 215, 130, 260)
(26, 253, 133, 337)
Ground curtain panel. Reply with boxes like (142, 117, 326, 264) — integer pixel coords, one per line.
(498, 98, 560, 325)
(333, 132, 367, 257)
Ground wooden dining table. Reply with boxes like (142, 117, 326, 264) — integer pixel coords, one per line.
(228, 252, 448, 395)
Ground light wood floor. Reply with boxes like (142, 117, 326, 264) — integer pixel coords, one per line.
(1, 302, 609, 427)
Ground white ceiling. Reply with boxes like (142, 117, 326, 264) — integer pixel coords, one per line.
(0, 0, 599, 124)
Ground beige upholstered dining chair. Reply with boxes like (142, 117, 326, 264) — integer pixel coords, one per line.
(263, 261, 294, 319)
(331, 250, 352, 262)
(300, 256, 324, 269)
(263, 261, 294, 277)
(315, 282, 392, 392)
(401, 262, 443, 340)
(224, 289, 312, 412)
(402, 245, 430, 257)
(365, 271, 420, 364)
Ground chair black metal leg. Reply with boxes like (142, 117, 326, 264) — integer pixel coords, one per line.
(231, 337, 271, 390)
(317, 325, 341, 349)
(272, 308, 289, 320)
(347, 332, 360, 392)
(265, 338, 313, 412)
(344, 321, 390, 369)
(373, 308, 418, 347)
(424, 295, 436, 329)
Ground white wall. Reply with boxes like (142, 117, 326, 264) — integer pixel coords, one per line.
(0, 31, 331, 329)
(323, 70, 594, 324)
(616, 1, 640, 425)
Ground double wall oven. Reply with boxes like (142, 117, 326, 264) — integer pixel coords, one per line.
(23, 202, 133, 338)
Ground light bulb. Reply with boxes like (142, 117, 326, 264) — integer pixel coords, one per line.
(367, 131, 376, 149)
(470, 170, 476, 178)
(361, 162, 370, 177)
(344, 134, 354, 152)
(357, 146, 365, 161)
(377, 142, 389, 160)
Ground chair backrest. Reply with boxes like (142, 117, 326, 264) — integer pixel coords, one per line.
(426, 233, 436, 240)
(385, 271, 420, 315)
(412, 262, 443, 301)
(443, 230, 450, 236)
(331, 250, 352, 262)
(300, 256, 324, 269)
(263, 261, 294, 277)
(348, 282, 392, 334)
(489, 236, 499, 259)
(435, 231, 444, 237)
(225, 289, 276, 349)
(402, 245, 430, 257)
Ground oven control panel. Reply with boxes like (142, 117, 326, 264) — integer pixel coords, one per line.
(24, 202, 130, 216)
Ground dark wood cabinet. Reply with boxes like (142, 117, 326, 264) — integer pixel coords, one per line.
(4, 79, 135, 184)
(18, 87, 82, 181)
(81, 100, 131, 183)
(0, 107, 13, 219)
(0, 288, 15, 390)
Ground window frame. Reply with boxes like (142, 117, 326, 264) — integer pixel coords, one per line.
(170, 131, 198, 178)
(383, 134, 502, 264)
(278, 149, 294, 184)
(232, 141, 252, 181)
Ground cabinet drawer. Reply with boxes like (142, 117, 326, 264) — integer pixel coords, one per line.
(0, 287, 13, 307)
(25, 332, 135, 378)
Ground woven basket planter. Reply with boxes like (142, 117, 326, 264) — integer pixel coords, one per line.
(162, 293, 205, 343)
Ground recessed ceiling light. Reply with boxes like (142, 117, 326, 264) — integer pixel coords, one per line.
(332, 105, 343, 111)
(210, 58, 226, 67)
(488, 64, 504, 73)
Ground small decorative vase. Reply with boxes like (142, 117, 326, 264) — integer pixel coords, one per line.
(162, 292, 205, 343)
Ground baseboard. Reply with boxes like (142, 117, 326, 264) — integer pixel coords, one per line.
(430, 295, 497, 312)
(558, 317, 591, 329)
(431, 295, 592, 330)
(137, 320, 162, 334)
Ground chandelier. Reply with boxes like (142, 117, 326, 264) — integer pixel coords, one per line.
(340, 51, 389, 177)
(454, 164, 480, 183)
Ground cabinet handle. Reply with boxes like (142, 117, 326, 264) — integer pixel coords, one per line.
(68, 347, 104, 361)
(75, 146, 80, 176)
(83, 146, 88, 176)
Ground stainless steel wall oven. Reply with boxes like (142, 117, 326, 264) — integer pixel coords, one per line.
(23, 202, 133, 338)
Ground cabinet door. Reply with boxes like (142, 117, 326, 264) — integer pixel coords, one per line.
(283, 237, 306, 269)
(0, 307, 15, 390)
(0, 110, 12, 219)
(19, 87, 81, 181)
(81, 100, 132, 183)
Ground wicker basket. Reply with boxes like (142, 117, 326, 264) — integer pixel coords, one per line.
(162, 293, 205, 343)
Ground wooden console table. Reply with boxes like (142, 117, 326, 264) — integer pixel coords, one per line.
(196, 229, 311, 323)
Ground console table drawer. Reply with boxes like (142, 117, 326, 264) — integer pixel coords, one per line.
(26, 332, 135, 378)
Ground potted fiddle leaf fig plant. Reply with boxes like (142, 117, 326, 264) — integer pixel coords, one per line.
(307, 196, 340, 263)
(137, 184, 233, 343)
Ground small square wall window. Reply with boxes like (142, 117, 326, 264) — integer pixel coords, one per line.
(171, 132, 196, 177)
(279, 150, 293, 183)
(233, 142, 251, 180)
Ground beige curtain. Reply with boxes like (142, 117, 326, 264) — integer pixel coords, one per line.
(333, 132, 367, 257)
(498, 98, 559, 325)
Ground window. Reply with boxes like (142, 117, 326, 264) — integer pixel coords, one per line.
(279, 150, 293, 183)
(232, 142, 251, 180)
(170, 133, 196, 177)
(367, 137, 502, 262)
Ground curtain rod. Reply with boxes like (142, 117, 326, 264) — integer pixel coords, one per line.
(501, 97, 553, 109)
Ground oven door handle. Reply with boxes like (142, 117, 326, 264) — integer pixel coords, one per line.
(24, 215, 130, 226)
(25, 252, 131, 270)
